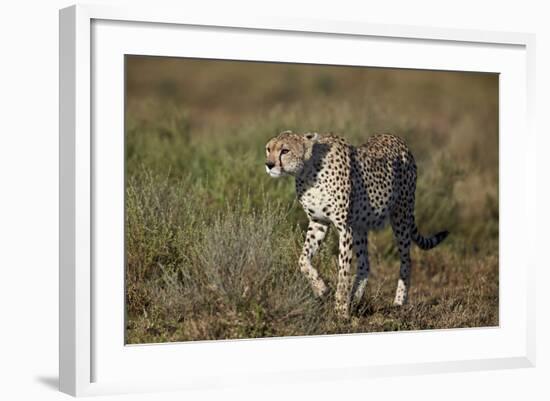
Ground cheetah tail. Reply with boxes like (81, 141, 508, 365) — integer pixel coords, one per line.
(411, 225, 449, 250)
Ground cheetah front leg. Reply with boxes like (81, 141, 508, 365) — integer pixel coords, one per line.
(335, 226, 354, 318)
(299, 220, 329, 298)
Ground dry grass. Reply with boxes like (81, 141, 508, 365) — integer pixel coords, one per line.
(125, 56, 498, 344)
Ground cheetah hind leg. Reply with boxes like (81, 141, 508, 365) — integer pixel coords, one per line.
(391, 215, 412, 306)
(350, 228, 370, 306)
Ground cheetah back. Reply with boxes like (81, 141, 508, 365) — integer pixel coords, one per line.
(351, 134, 417, 230)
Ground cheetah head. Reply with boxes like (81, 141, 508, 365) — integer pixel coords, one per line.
(264, 130, 319, 178)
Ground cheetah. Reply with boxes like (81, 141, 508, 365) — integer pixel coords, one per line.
(264, 130, 448, 318)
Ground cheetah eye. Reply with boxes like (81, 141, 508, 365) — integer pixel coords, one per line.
(266, 147, 270, 153)
(281, 148, 290, 155)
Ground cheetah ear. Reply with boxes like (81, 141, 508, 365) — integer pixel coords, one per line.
(304, 132, 319, 142)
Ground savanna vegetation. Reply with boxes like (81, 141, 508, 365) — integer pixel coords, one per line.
(125, 56, 498, 344)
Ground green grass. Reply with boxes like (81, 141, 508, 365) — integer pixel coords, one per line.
(125, 57, 498, 344)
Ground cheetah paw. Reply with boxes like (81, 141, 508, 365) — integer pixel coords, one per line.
(313, 281, 329, 298)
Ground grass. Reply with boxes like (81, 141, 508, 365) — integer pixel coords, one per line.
(125, 56, 499, 344)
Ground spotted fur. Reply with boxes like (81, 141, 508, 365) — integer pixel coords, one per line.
(265, 130, 448, 318)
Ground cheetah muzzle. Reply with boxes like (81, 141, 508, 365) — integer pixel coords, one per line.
(265, 130, 449, 318)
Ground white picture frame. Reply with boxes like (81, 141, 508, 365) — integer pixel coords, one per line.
(59, 4, 536, 397)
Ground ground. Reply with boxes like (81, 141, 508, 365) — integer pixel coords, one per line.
(124, 56, 499, 344)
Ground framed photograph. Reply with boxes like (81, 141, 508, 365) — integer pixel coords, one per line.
(59, 4, 536, 397)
